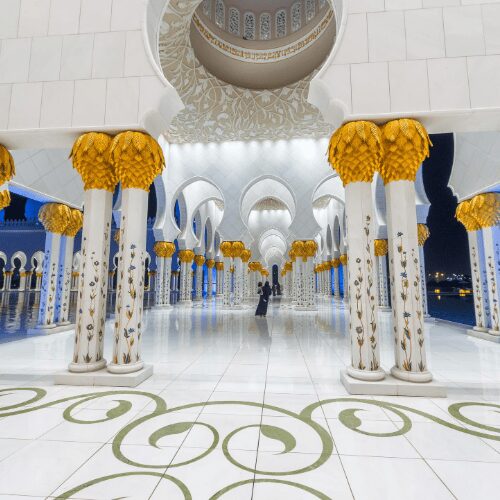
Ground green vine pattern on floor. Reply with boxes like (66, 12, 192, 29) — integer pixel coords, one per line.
(0, 388, 499, 499)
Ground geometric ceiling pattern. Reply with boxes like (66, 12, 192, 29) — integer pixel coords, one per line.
(159, 0, 334, 144)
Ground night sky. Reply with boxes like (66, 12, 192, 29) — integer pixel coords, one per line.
(423, 133, 469, 276)
(1, 133, 469, 277)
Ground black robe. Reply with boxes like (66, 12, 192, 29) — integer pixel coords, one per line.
(255, 284, 271, 316)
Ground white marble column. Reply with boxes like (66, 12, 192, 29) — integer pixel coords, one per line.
(417, 224, 431, 317)
(483, 225, 500, 335)
(108, 130, 165, 375)
(374, 240, 390, 311)
(109, 188, 149, 373)
(215, 262, 223, 296)
(328, 121, 384, 382)
(222, 256, 232, 308)
(178, 250, 194, 304)
(206, 259, 215, 300)
(340, 255, 348, 303)
(70, 189, 113, 371)
(57, 210, 83, 325)
(381, 118, 432, 382)
(332, 260, 340, 300)
(194, 255, 205, 301)
(37, 204, 71, 331)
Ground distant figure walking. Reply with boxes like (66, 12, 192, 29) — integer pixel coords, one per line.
(272, 284, 277, 296)
(255, 281, 272, 317)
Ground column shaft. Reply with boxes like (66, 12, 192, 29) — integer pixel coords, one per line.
(109, 188, 148, 373)
(70, 189, 112, 371)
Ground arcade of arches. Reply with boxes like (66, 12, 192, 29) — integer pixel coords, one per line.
(0, 1, 499, 498)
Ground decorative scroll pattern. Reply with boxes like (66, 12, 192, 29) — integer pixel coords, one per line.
(1, 388, 499, 498)
(159, 0, 334, 143)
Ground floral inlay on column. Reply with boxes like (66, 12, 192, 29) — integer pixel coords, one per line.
(380, 118, 433, 382)
(328, 121, 384, 381)
(108, 131, 165, 374)
(69, 132, 117, 372)
(37, 203, 72, 329)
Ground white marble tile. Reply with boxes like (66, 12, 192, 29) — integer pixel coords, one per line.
(342, 455, 455, 500)
(40, 81, 74, 128)
(28, 36, 62, 82)
(443, 5, 485, 57)
(428, 459, 500, 500)
(367, 10, 406, 62)
(389, 60, 430, 113)
(18, 0, 50, 38)
(72, 79, 106, 127)
(8, 82, 42, 129)
(48, 0, 80, 35)
(92, 31, 126, 79)
(0, 440, 101, 496)
(0, 0, 21, 39)
(60, 34, 93, 80)
(351, 62, 390, 114)
(428, 57, 470, 111)
(405, 8, 446, 59)
(333, 13, 368, 64)
(111, 0, 144, 31)
(0, 38, 31, 84)
(79, 0, 113, 34)
(105, 77, 139, 125)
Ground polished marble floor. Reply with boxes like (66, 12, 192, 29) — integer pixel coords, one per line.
(0, 297, 499, 499)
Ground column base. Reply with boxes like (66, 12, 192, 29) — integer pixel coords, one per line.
(467, 328, 500, 343)
(28, 323, 75, 335)
(55, 364, 153, 387)
(68, 359, 107, 373)
(294, 305, 317, 311)
(378, 306, 391, 312)
(390, 365, 433, 383)
(346, 366, 385, 381)
(178, 300, 193, 307)
(107, 360, 144, 374)
(340, 369, 446, 397)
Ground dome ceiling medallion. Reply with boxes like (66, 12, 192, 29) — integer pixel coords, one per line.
(159, 0, 336, 144)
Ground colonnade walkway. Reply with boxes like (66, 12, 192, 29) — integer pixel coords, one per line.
(0, 300, 499, 499)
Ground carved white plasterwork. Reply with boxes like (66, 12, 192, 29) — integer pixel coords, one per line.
(159, 0, 334, 144)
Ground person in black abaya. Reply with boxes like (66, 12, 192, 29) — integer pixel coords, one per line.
(255, 281, 272, 317)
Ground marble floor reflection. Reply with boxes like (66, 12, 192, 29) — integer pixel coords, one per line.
(0, 297, 499, 499)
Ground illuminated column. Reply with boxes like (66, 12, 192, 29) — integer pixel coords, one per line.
(472, 194, 500, 336)
(153, 242, 175, 308)
(37, 203, 71, 330)
(0, 145, 15, 214)
(240, 249, 251, 303)
(292, 241, 305, 309)
(68, 133, 116, 371)
(417, 225, 431, 317)
(328, 121, 384, 381)
(215, 261, 224, 296)
(380, 119, 432, 382)
(339, 254, 348, 302)
(108, 132, 164, 374)
(374, 239, 390, 310)
(194, 254, 205, 301)
(232, 242, 245, 308)
(18, 271, 27, 291)
(206, 259, 215, 300)
(4, 271, 12, 291)
(220, 242, 233, 308)
(456, 200, 491, 333)
(302, 240, 318, 309)
(332, 258, 341, 300)
(57, 209, 83, 324)
(178, 250, 194, 304)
